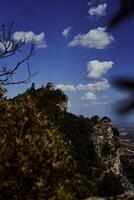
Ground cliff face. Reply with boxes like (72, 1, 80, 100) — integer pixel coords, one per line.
(87, 116, 134, 196)
(57, 113, 134, 197)
(90, 118, 120, 173)
(56, 101, 68, 111)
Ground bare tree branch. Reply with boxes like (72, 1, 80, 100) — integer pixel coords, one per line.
(0, 22, 36, 85)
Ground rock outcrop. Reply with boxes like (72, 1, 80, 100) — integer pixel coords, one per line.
(88, 116, 134, 196)
(89, 116, 121, 172)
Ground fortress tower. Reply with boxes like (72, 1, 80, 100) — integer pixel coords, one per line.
(45, 82, 54, 91)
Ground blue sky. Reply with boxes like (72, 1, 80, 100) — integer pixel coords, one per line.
(1, 0, 134, 121)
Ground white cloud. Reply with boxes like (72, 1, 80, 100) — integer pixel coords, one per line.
(0, 40, 13, 51)
(88, 3, 107, 17)
(92, 100, 111, 105)
(68, 27, 114, 49)
(0, 43, 4, 50)
(81, 92, 97, 101)
(77, 79, 110, 92)
(87, 60, 114, 79)
(56, 79, 110, 92)
(55, 84, 76, 92)
(13, 31, 47, 48)
(62, 27, 73, 39)
(83, 100, 112, 107)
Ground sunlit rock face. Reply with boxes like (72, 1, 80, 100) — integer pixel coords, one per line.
(89, 116, 121, 173)
(56, 101, 68, 111)
(88, 116, 134, 196)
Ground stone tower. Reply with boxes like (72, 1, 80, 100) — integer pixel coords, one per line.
(45, 82, 54, 91)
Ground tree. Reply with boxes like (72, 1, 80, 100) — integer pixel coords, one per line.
(0, 22, 36, 86)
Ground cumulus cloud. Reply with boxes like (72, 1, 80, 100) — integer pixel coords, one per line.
(13, 31, 47, 48)
(83, 100, 112, 107)
(77, 79, 110, 92)
(55, 84, 76, 92)
(81, 92, 97, 101)
(87, 60, 114, 79)
(62, 27, 73, 39)
(88, 3, 107, 17)
(0, 40, 13, 51)
(56, 79, 110, 92)
(92, 100, 111, 105)
(68, 27, 114, 49)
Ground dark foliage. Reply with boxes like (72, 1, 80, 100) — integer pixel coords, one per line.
(109, 0, 134, 29)
(108, 1, 134, 114)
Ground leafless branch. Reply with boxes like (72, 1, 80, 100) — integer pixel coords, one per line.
(0, 22, 36, 85)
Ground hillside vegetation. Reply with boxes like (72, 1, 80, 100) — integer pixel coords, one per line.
(0, 83, 133, 200)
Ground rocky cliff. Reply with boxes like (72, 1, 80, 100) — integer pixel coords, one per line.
(87, 116, 134, 196)
(89, 116, 120, 173)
